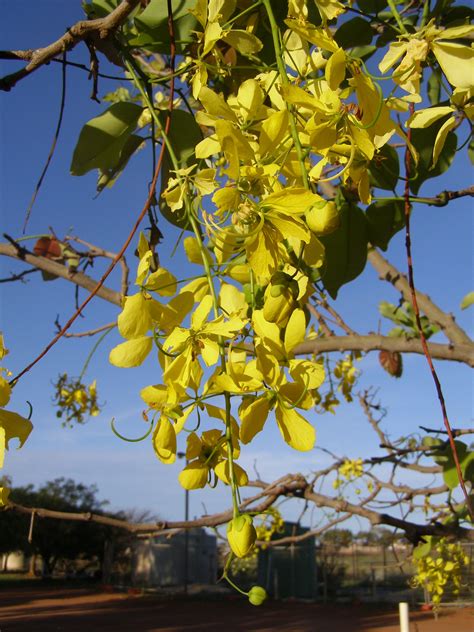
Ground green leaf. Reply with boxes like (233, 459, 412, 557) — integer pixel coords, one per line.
(319, 202, 368, 299)
(135, 0, 194, 27)
(132, 0, 197, 53)
(427, 70, 442, 106)
(379, 301, 413, 327)
(162, 109, 202, 168)
(422, 436, 443, 448)
(413, 538, 433, 559)
(369, 144, 400, 191)
(350, 45, 377, 61)
(97, 134, 145, 192)
(358, 0, 387, 12)
(460, 291, 474, 310)
(431, 441, 474, 490)
(409, 123, 457, 194)
(366, 199, 404, 250)
(334, 17, 373, 49)
(71, 103, 143, 176)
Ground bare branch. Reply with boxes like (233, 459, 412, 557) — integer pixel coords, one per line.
(259, 513, 352, 547)
(5, 472, 473, 544)
(293, 334, 474, 366)
(0, 0, 141, 91)
(419, 426, 474, 437)
(0, 268, 39, 283)
(65, 235, 129, 296)
(417, 185, 474, 207)
(0, 242, 121, 306)
(62, 322, 116, 338)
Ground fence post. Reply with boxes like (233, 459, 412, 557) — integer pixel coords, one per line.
(399, 602, 409, 632)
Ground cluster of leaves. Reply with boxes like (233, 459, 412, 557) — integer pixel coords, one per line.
(422, 436, 474, 491)
(53, 374, 101, 427)
(379, 301, 440, 339)
(411, 537, 469, 609)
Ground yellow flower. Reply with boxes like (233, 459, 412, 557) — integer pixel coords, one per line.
(379, 22, 474, 96)
(0, 409, 33, 469)
(178, 429, 248, 490)
(163, 295, 246, 391)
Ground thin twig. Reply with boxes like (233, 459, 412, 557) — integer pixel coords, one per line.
(61, 322, 116, 338)
(419, 426, 474, 438)
(0, 243, 121, 306)
(65, 235, 129, 296)
(23, 51, 67, 232)
(403, 104, 473, 520)
(0, 268, 39, 283)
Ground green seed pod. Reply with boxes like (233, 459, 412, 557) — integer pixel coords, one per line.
(248, 585, 267, 606)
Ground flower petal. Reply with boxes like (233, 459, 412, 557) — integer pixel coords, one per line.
(239, 396, 271, 444)
(109, 336, 152, 368)
(275, 405, 315, 451)
(178, 461, 209, 490)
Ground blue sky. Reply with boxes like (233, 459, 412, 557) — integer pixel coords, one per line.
(0, 2, 472, 528)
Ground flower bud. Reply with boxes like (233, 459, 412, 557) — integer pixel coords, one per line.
(227, 514, 256, 558)
(248, 585, 267, 606)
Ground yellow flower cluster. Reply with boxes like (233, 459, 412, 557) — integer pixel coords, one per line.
(333, 354, 359, 403)
(333, 458, 364, 489)
(54, 374, 101, 427)
(411, 538, 469, 610)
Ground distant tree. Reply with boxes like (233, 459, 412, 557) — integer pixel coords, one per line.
(1, 478, 111, 574)
(354, 528, 402, 547)
(321, 528, 353, 549)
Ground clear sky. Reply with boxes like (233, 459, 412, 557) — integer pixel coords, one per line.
(0, 2, 472, 528)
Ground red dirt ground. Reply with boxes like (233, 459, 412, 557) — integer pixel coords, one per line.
(0, 586, 473, 631)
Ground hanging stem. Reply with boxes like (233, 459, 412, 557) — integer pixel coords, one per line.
(386, 0, 409, 34)
(78, 326, 114, 381)
(262, 0, 310, 189)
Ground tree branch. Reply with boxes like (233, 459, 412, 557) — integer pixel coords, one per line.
(293, 334, 474, 366)
(65, 235, 129, 296)
(0, 0, 141, 91)
(0, 242, 121, 306)
(0, 268, 39, 283)
(5, 471, 473, 544)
